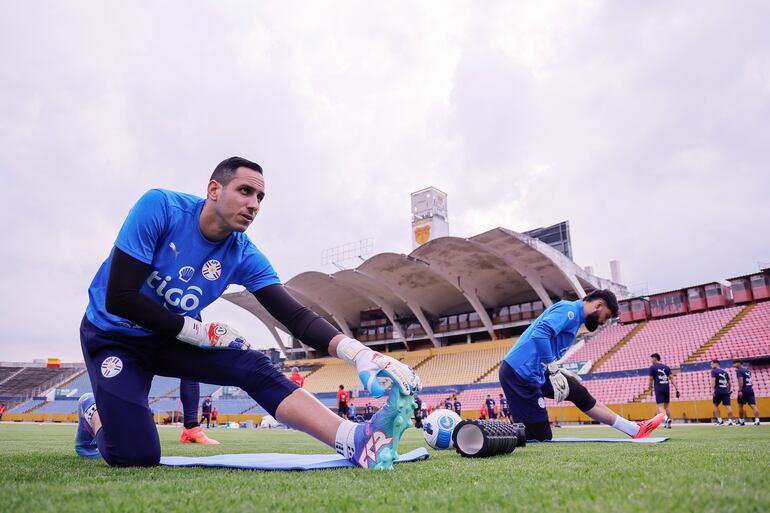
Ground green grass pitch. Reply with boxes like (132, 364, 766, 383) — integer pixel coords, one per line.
(2, 422, 769, 513)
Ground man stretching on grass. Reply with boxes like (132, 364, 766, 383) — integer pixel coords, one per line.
(74, 156, 421, 469)
(499, 290, 665, 441)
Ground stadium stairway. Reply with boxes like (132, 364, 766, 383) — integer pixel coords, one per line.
(55, 369, 88, 390)
(412, 353, 436, 371)
(591, 321, 648, 372)
(240, 402, 260, 414)
(684, 304, 753, 364)
(300, 366, 320, 381)
(474, 363, 501, 384)
(149, 385, 181, 405)
(26, 399, 51, 413)
(0, 367, 27, 387)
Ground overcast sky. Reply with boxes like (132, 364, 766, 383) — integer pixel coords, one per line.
(1, 1, 768, 363)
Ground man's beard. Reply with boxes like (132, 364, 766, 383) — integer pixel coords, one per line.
(585, 312, 600, 332)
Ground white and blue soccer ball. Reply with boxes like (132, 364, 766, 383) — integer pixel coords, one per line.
(423, 409, 462, 449)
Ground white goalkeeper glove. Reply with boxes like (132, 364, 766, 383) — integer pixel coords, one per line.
(336, 337, 421, 398)
(558, 367, 583, 384)
(546, 363, 570, 403)
(177, 317, 250, 351)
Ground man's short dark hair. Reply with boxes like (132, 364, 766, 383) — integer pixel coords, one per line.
(711, 359, 719, 364)
(734, 359, 742, 364)
(583, 289, 619, 317)
(211, 156, 263, 185)
(650, 353, 661, 361)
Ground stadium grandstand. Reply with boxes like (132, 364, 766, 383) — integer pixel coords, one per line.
(2, 206, 768, 425)
(3, 267, 768, 425)
(224, 225, 628, 358)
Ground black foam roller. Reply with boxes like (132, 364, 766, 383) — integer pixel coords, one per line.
(453, 419, 519, 458)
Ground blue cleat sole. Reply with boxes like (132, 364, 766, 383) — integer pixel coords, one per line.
(75, 393, 100, 459)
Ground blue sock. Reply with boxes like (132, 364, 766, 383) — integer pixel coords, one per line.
(179, 379, 200, 429)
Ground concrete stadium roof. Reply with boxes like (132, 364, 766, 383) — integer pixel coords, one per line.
(223, 227, 628, 354)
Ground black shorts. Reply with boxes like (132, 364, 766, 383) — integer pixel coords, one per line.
(338, 402, 348, 414)
(712, 392, 730, 406)
(738, 391, 756, 406)
(655, 389, 670, 404)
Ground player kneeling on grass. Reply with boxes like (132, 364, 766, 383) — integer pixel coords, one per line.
(499, 290, 665, 441)
(74, 156, 421, 469)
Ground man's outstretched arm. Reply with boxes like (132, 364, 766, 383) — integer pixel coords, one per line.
(253, 284, 420, 396)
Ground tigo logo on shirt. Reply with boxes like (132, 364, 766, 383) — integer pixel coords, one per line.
(146, 271, 203, 312)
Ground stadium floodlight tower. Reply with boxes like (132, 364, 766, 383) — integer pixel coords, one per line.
(411, 186, 449, 249)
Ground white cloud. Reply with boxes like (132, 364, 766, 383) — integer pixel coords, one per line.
(1, 1, 768, 361)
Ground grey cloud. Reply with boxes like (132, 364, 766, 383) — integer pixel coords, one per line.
(1, 1, 768, 361)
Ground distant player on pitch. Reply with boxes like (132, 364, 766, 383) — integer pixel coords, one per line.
(733, 360, 760, 426)
(710, 360, 734, 426)
(499, 290, 665, 441)
(485, 394, 497, 419)
(648, 353, 679, 429)
(499, 393, 511, 422)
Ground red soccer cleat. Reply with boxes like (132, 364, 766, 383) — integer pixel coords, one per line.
(180, 426, 220, 445)
(633, 412, 665, 439)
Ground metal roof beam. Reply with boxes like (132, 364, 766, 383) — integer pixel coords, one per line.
(331, 271, 410, 345)
(355, 268, 440, 347)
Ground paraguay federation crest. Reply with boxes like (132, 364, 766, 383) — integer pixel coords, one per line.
(202, 259, 222, 281)
(101, 356, 123, 378)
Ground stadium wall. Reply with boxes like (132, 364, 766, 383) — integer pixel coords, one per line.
(6, 398, 767, 424)
(1, 413, 265, 424)
(454, 397, 770, 423)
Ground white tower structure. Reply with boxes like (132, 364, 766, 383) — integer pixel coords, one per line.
(610, 260, 623, 285)
(411, 187, 449, 249)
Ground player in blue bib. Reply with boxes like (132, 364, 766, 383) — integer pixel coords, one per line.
(499, 290, 665, 441)
(485, 395, 497, 419)
(498, 393, 510, 422)
(733, 360, 760, 426)
(648, 353, 680, 429)
(710, 360, 734, 426)
(74, 157, 421, 469)
(453, 396, 462, 415)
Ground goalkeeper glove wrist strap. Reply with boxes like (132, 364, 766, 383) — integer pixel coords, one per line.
(336, 336, 370, 364)
(177, 316, 204, 345)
